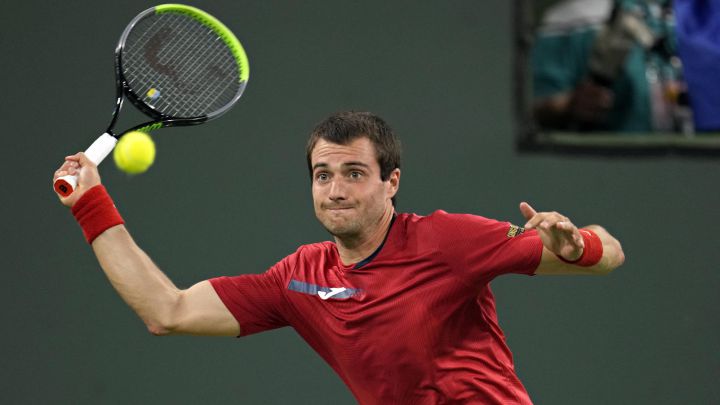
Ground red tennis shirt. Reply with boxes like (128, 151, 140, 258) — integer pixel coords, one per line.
(210, 210, 543, 404)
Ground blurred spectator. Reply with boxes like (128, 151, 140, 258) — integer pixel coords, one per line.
(532, 0, 687, 133)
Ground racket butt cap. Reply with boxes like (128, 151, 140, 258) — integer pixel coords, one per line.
(54, 176, 77, 197)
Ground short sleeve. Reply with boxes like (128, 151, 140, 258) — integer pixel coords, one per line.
(430, 211, 543, 285)
(209, 252, 297, 337)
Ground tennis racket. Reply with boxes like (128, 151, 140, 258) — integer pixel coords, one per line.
(54, 4, 249, 197)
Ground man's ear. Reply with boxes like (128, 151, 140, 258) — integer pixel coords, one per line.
(387, 168, 401, 197)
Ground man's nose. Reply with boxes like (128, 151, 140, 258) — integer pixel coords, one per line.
(328, 178, 346, 201)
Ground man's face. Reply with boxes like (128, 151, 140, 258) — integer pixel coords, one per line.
(310, 137, 399, 240)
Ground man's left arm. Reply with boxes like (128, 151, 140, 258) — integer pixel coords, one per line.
(520, 202, 625, 275)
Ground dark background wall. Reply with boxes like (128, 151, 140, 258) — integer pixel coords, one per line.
(2, 1, 718, 404)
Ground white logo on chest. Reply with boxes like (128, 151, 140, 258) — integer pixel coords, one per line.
(317, 287, 347, 300)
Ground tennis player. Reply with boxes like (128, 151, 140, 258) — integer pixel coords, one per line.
(53, 111, 624, 404)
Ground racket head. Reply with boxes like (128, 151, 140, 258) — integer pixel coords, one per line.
(116, 4, 249, 124)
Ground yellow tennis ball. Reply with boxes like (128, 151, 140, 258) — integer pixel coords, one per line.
(113, 131, 156, 174)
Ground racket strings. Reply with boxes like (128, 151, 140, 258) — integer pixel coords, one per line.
(123, 12, 242, 118)
(128, 14, 238, 116)
(128, 14, 238, 115)
(147, 20, 227, 115)
(168, 27, 238, 116)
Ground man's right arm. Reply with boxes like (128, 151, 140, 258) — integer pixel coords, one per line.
(92, 225, 240, 336)
(55, 152, 240, 337)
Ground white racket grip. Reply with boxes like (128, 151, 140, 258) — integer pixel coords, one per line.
(53, 133, 118, 197)
(85, 133, 118, 165)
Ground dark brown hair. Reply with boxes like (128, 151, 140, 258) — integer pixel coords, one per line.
(306, 111, 402, 205)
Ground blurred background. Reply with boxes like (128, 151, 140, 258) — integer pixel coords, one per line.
(2, 0, 718, 403)
(519, 0, 720, 152)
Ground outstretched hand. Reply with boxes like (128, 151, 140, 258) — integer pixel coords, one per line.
(519, 202, 584, 262)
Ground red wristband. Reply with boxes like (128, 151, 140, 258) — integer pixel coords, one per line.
(558, 229, 603, 267)
(71, 185, 125, 244)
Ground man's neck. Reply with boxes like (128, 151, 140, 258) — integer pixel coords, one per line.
(335, 208, 395, 266)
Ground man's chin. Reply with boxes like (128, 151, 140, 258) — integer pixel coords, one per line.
(320, 219, 360, 239)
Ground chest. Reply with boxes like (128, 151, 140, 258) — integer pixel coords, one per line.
(285, 249, 475, 338)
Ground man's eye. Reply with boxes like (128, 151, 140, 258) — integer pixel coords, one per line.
(350, 171, 362, 179)
(316, 173, 329, 182)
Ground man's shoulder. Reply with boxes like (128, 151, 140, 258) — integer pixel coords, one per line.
(269, 241, 336, 275)
(292, 241, 336, 259)
(393, 210, 496, 241)
(397, 210, 509, 241)
(397, 210, 492, 224)
(395, 210, 448, 223)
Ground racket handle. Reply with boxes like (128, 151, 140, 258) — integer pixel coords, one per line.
(54, 133, 118, 197)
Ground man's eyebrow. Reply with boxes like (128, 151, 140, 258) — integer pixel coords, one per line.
(343, 162, 370, 168)
(312, 162, 370, 171)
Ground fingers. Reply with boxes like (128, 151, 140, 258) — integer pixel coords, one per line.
(523, 208, 572, 233)
(54, 170, 71, 181)
(530, 212, 584, 248)
(557, 221, 584, 247)
(62, 152, 95, 167)
(54, 158, 80, 181)
(529, 213, 567, 231)
(520, 204, 587, 261)
(75, 152, 96, 167)
(519, 202, 537, 222)
(55, 152, 95, 176)
(64, 153, 81, 162)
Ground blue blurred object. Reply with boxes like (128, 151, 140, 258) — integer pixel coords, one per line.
(675, 0, 720, 131)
